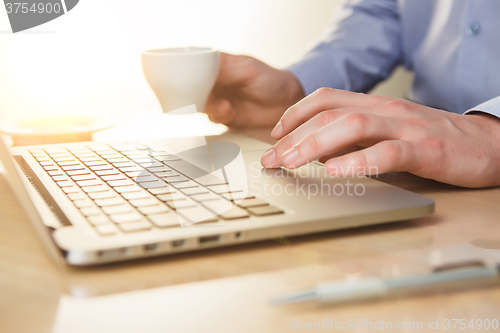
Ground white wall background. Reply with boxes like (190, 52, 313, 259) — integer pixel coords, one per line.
(0, 0, 412, 121)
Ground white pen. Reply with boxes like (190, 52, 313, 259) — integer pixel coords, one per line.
(271, 264, 500, 305)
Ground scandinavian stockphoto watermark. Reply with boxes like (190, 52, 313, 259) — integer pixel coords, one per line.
(3, 0, 79, 33)
(249, 161, 378, 199)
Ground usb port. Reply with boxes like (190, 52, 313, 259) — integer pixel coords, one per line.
(172, 239, 185, 248)
(199, 235, 220, 245)
(144, 243, 158, 252)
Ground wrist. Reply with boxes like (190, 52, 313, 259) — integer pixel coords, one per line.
(283, 70, 306, 108)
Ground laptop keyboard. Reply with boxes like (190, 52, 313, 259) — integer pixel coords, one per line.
(28, 143, 284, 236)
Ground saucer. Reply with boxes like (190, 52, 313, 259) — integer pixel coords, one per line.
(0, 116, 116, 146)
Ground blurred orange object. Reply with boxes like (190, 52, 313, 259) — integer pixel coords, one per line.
(0, 117, 116, 146)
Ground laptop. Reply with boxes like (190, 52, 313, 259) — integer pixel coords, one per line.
(1, 131, 434, 265)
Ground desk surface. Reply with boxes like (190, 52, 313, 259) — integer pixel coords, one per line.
(1, 124, 500, 333)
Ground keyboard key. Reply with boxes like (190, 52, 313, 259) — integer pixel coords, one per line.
(81, 184, 109, 193)
(177, 206, 218, 224)
(190, 192, 220, 202)
(148, 186, 176, 195)
(119, 166, 143, 173)
(57, 180, 73, 188)
(171, 181, 199, 189)
(88, 191, 117, 200)
(88, 215, 111, 226)
(109, 212, 143, 224)
(62, 165, 86, 171)
(208, 184, 243, 194)
(247, 205, 284, 216)
(94, 197, 125, 207)
(78, 156, 102, 162)
(118, 221, 151, 233)
(52, 156, 75, 162)
(180, 187, 209, 196)
(43, 166, 60, 171)
(102, 204, 133, 215)
(163, 175, 189, 183)
(67, 192, 88, 201)
(57, 161, 80, 166)
(141, 162, 163, 168)
(39, 161, 55, 166)
(107, 179, 135, 187)
(83, 160, 107, 166)
(166, 198, 197, 210)
(71, 174, 97, 181)
(147, 213, 180, 228)
(156, 192, 185, 201)
(121, 191, 151, 200)
(112, 161, 136, 168)
(110, 143, 135, 151)
(138, 205, 170, 215)
(125, 170, 151, 178)
(95, 224, 118, 236)
(113, 185, 143, 193)
(101, 174, 127, 181)
(76, 179, 104, 187)
(155, 155, 181, 162)
(130, 157, 154, 163)
(148, 166, 174, 173)
(87, 144, 112, 152)
(153, 170, 178, 177)
(139, 180, 168, 189)
(99, 153, 123, 159)
(134, 175, 158, 183)
(48, 170, 64, 176)
(79, 207, 102, 216)
(202, 199, 234, 215)
(62, 186, 79, 194)
(89, 165, 113, 171)
(222, 193, 255, 201)
(164, 160, 227, 186)
(129, 198, 159, 207)
(218, 207, 250, 220)
(95, 169, 120, 176)
(73, 153, 98, 158)
(52, 175, 69, 182)
(72, 199, 93, 208)
(105, 157, 129, 163)
(237, 198, 268, 208)
(29, 149, 44, 154)
(66, 169, 91, 176)
(202, 200, 252, 219)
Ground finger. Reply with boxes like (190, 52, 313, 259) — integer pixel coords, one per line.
(318, 146, 359, 163)
(271, 88, 391, 139)
(261, 108, 351, 168)
(324, 140, 416, 177)
(216, 53, 257, 87)
(277, 113, 400, 169)
(204, 96, 235, 125)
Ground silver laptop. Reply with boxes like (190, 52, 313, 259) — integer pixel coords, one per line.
(1, 132, 434, 265)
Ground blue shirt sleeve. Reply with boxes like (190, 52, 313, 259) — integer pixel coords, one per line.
(287, 0, 403, 95)
(464, 96, 500, 118)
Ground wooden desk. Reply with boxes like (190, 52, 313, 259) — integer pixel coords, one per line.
(1, 126, 500, 333)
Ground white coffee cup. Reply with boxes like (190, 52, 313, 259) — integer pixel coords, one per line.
(141, 47, 220, 114)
